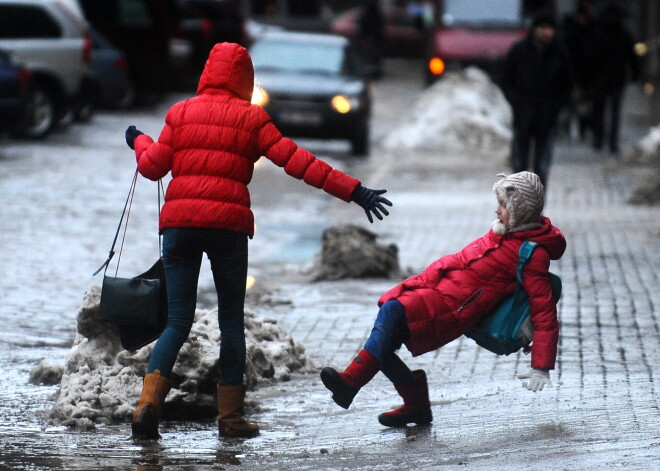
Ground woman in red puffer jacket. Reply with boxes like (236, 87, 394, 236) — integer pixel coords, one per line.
(125, 42, 392, 441)
(321, 172, 566, 428)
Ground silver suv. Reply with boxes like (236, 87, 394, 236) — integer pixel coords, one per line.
(0, 0, 95, 138)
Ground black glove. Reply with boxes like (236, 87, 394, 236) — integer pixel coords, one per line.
(351, 184, 392, 223)
(125, 125, 144, 150)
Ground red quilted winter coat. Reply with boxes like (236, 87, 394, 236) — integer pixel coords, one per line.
(131, 43, 360, 236)
(378, 216, 566, 370)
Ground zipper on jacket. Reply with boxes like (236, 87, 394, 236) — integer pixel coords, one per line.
(457, 288, 484, 312)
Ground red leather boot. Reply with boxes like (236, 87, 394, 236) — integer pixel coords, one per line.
(378, 370, 433, 427)
(320, 349, 379, 409)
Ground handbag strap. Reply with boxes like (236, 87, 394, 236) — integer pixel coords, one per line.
(93, 170, 164, 276)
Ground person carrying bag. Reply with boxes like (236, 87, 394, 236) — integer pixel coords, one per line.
(94, 170, 167, 351)
(123, 42, 393, 441)
(321, 172, 566, 428)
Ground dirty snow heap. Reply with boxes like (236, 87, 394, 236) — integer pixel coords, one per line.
(49, 285, 315, 429)
(311, 225, 400, 281)
(381, 66, 512, 161)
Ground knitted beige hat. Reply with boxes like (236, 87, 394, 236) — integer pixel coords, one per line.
(493, 171, 544, 231)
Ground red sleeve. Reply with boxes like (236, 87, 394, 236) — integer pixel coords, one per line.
(523, 248, 559, 370)
(258, 119, 360, 202)
(134, 111, 175, 181)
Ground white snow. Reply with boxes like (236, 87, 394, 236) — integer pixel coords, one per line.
(623, 123, 660, 164)
(49, 285, 317, 429)
(381, 67, 512, 162)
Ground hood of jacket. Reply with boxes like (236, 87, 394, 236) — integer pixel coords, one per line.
(504, 215, 566, 260)
(197, 42, 254, 101)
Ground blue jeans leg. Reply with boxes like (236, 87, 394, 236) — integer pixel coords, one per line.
(207, 232, 248, 385)
(148, 229, 202, 377)
(364, 300, 414, 385)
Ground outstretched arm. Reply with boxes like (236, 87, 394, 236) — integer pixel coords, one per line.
(258, 116, 392, 222)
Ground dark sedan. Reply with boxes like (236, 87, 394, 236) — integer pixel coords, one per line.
(249, 31, 371, 156)
(0, 49, 33, 135)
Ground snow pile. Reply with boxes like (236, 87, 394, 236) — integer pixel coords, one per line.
(381, 67, 512, 160)
(623, 124, 660, 165)
(623, 125, 660, 205)
(29, 360, 64, 386)
(50, 285, 316, 429)
(311, 225, 400, 281)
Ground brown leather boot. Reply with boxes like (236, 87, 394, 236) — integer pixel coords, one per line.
(217, 383, 259, 438)
(131, 370, 172, 439)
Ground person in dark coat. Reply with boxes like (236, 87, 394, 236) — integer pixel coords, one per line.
(588, 3, 640, 154)
(501, 11, 573, 188)
(561, 4, 596, 140)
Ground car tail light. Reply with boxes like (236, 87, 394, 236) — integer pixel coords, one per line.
(428, 57, 445, 76)
(18, 67, 32, 97)
(201, 19, 212, 36)
(82, 31, 93, 65)
(115, 57, 128, 70)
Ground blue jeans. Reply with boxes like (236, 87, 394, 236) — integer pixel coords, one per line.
(147, 228, 248, 385)
(364, 300, 414, 385)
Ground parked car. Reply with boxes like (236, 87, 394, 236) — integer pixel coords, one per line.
(89, 27, 135, 109)
(78, 0, 175, 104)
(249, 31, 372, 156)
(0, 0, 96, 138)
(0, 49, 34, 135)
(424, 0, 553, 84)
(329, 2, 430, 59)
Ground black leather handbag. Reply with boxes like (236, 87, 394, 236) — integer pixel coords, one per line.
(94, 170, 167, 350)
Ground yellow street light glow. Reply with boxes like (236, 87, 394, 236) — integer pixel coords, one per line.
(634, 42, 648, 56)
(331, 95, 351, 114)
(429, 57, 445, 76)
(246, 275, 256, 290)
(252, 85, 269, 106)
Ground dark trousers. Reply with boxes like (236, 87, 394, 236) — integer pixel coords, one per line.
(592, 87, 623, 153)
(364, 300, 415, 385)
(148, 228, 248, 385)
(510, 122, 555, 188)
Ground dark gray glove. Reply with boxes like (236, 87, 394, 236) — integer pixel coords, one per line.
(125, 125, 144, 150)
(351, 184, 392, 223)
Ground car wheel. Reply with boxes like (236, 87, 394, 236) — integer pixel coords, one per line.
(351, 121, 370, 156)
(13, 86, 56, 139)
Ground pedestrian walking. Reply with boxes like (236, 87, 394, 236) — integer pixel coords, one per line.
(560, 3, 596, 140)
(321, 172, 566, 427)
(588, 2, 640, 154)
(501, 11, 573, 188)
(124, 42, 392, 440)
(358, 0, 385, 78)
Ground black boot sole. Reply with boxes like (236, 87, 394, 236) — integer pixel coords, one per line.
(131, 407, 160, 439)
(378, 408, 433, 427)
(320, 367, 358, 409)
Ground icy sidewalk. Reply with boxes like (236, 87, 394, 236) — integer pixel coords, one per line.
(239, 141, 660, 469)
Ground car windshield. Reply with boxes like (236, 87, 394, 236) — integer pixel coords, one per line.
(250, 39, 344, 75)
(442, 0, 522, 27)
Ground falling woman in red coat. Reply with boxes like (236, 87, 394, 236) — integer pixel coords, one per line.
(124, 42, 392, 440)
(321, 171, 566, 427)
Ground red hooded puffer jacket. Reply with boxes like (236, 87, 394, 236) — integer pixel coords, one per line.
(132, 43, 360, 236)
(378, 216, 566, 370)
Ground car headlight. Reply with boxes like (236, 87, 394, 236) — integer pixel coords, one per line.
(331, 94, 361, 114)
(252, 85, 269, 106)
